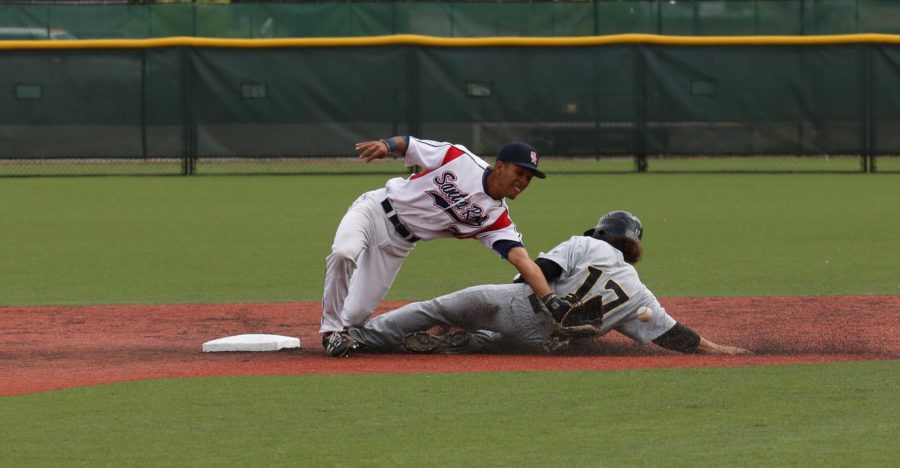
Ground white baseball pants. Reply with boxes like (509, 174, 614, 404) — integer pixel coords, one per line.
(320, 188, 416, 334)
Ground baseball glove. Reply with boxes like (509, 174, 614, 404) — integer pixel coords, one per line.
(552, 295, 604, 339)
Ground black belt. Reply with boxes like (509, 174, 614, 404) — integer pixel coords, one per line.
(381, 199, 420, 243)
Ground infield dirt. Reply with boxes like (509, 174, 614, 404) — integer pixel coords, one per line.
(2, 295, 898, 396)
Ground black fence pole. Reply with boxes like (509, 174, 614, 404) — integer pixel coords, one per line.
(862, 45, 873, 173)
(635, 44, 648, 173)
(181, 46, 196, 176)
(141, 49, 147, 161)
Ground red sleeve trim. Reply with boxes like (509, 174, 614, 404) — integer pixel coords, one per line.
(408, 168, 431, 180)
(409, 146, 464, 180)
(442, 146, 465, 165)
(483, 210, 513, 233)
(456, 211, 514, 239)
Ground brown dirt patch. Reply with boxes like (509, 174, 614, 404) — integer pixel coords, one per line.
(2, 295, 898, 396)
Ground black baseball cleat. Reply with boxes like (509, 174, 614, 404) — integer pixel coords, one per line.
(402, 331, 469, 354)
(323, 330, 360, 358)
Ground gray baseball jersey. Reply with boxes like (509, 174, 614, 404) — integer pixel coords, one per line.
(349, 235, 676, 353)
(539, 235, 675, 345)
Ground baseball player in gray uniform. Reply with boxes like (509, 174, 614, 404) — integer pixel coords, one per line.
(321, 136, 575, 356)
(328, 210, 750, 356)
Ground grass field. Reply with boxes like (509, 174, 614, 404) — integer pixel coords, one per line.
(0, 174, 897, 305)
(2, 362, 899, 467)
(5, 154, 899, 177)
(1, 173, 898, 466)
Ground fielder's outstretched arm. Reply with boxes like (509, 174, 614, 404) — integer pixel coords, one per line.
(506, 246, 553, 299)
(506, 250, 572, 320)
(513, 257, 563, 284)
(355, 136, 409, 162)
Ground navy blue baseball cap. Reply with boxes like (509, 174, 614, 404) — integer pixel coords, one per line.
(496, 142, 546, 179)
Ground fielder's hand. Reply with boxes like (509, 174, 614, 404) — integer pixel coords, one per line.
(355, 140, 390, 163)
(541, 292, 572, 322)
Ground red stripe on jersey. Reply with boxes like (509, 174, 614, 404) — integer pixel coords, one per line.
(408, 168, 431, 180)
(410, 146, 464, 180)
(442, 146, 465, 165)
(483, 210, 513, 233)
(454, 211, 512, 239)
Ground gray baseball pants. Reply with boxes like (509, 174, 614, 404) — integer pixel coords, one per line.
(348, 283, 556, 353)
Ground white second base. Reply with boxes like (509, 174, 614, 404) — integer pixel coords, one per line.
(202, 334, 301, 352)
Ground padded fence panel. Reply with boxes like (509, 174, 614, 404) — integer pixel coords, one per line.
(641, 45, 865, 157)
(2, 40, 899, 174)
(0, 50, 146, 158)
(416, 45, 637, 157)
(871, 45, 900, 169)
(190, 46, 412, 158)
(142, 48, 187, 159)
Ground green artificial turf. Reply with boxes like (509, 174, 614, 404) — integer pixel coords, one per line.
(2, 361, 898, 467)
(2, 173, 898, 467)
(1, 174, 897, 305)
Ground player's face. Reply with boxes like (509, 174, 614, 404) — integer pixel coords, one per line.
(495, 162, 534, 199)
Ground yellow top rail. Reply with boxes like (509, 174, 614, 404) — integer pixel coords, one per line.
(2, 33, 900, 49)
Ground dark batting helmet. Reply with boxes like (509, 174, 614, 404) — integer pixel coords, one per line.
(583, 210, 643, 243)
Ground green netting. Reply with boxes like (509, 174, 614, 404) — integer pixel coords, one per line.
(3, 1, 900, 40)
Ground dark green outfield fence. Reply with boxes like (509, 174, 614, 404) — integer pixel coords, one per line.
(1, 35, 899, 175)
(3, 0, 900, 39)
(2, 1, 899, 175)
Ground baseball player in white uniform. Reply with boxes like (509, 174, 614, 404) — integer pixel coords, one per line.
(321, 136, 573, 355)
(330, 210, 750, 356)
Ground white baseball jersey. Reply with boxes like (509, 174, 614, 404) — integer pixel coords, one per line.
(321, 137, 526, 335)
(539, 236, 676, 344)
(384, 137, 522, 252)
